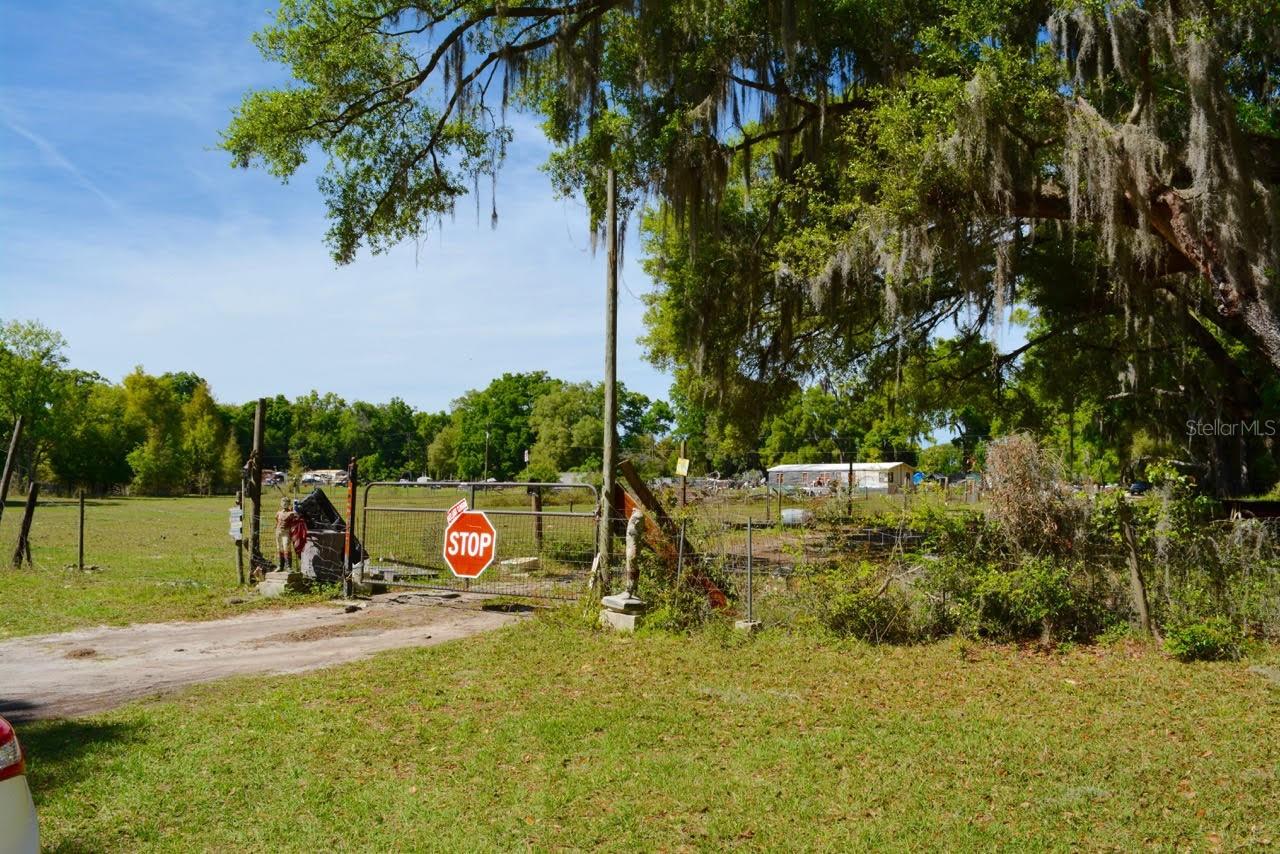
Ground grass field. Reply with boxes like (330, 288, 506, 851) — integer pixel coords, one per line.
(0, 494, 335, 639)
(20, 615, 1280, 851)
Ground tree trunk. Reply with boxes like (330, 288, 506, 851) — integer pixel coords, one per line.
(1119, 503, 1159, 641)
(11, 481, 38, 569)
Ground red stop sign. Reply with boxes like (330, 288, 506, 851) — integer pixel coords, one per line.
(442, 510, 497, 578)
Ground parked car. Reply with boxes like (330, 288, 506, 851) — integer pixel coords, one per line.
(301, 472, 325, 486)
(0, 716, 39, 853)
(1128, 480, 1152, 496)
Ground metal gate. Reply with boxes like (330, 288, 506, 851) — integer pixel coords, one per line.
(358, 481, 599, 600)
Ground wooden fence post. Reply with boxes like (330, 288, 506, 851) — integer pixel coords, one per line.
(531, 487, 543, 553)
(78, 489, 85, 571)
(248, 398, 266, 573)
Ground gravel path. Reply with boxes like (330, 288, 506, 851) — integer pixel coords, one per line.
(0, 592, 525, 720)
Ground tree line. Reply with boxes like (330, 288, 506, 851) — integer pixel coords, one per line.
(3, 318, 1008, 498)
(0, 320, 689, 495)
(16, 314, 1266, 497)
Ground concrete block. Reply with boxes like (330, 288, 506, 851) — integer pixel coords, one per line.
(500, 556, 540, 575)
(601, 592, 646, 614)
(734, 620, 763, 633)
(257, 571, 311, 598)
(599, 609, 641, 633)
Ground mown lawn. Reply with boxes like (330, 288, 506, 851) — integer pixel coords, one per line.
(0, 494, 333, 639)
(22, 617, 1280, 851)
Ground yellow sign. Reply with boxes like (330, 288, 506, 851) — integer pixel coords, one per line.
(675, 458, 690, 477)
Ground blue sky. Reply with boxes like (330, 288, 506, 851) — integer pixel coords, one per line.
(0, 0, 670, 412)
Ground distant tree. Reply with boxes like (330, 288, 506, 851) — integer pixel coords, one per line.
(526, 382, 601, 480)
(348, 397, 418, 480)
(219, 433, 243, 493)
(122, 368, 186, 494)
(426, 423, 459, 480)
(46, 374, 136, 492)
(290, 391, 348, 469)
(126, 435, 184, 496)
(918, 444, 965, 476)
(0, 319, 71, 481)
(180, 383, 231, 494)
(160, 371, 207, 403)
(760, 387, 870, 467)
(451, 372, 561, 480)
(414, 411, 451, 475)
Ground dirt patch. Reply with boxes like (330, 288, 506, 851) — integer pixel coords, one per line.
(260, 614, 405, 645)
(0, 593, 525, 721)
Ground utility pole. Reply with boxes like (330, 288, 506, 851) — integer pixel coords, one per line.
(597, 167, 619, 590)
(483, 429, 490, 481)
(0, 416, 24, 526)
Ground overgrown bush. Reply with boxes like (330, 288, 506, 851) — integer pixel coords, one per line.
(796, 561, 921, 643)
(984, 434, 1086, 555)
(1163, 617, 1244, 662)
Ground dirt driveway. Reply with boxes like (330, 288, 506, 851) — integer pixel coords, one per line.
(0, 592, 527, 721)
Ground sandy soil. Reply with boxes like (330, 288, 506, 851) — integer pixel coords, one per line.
(0, 592, 526, 721)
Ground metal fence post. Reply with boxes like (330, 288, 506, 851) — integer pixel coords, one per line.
(746, 516, 754, 623)
(343, 457, 357, 599)
(676, 520, 686, 586)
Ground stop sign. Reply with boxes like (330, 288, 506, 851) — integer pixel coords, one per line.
(442, 510, 497, 578)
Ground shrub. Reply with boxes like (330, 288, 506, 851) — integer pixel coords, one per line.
(784, 561, 919, 642)
(1163, 617, 1244, 662)
(984, 434, 1085, 555)
(974, 556, 1076, 641)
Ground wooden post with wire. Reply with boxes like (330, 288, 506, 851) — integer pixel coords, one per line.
(530, 485, 544, 553)
(78, 489, 85, 571)
(679, 438, 688, 508)
(847, 459, 854, 517)
(248, 398, 266, 575)
(0, 416, 24, 527)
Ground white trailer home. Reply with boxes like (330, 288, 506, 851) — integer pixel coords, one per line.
(766, 461, 916, 495)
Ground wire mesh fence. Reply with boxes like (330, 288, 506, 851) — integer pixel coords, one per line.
(660, 508, 1280, 638)
(359, 482, 599, 600)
